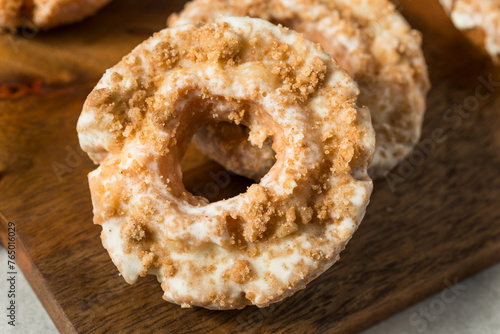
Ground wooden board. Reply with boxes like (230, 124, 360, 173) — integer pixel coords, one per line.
(1, 0, 500, 333)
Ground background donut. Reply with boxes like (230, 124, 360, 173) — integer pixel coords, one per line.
(77, 17, 375, 309)
(440, 0, 500, 63)
(0, 0, 112, 30)
(169, 0, 431, 179)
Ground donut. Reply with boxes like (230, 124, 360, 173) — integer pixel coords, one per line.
(0, 0, 111, 30)
(77, 17, 375, 309)
(440, 0, 500, 63)
(168, 0, 430, 179)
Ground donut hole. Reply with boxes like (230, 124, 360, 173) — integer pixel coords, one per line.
(180, 131, 258, 203)
(181, 154, 255, 203)
(158, 93, 278, 204)
(197, 122, 276, 176)
(180, 120, 277, 203)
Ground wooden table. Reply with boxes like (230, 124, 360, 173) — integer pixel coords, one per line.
(1, 0, 500, 333)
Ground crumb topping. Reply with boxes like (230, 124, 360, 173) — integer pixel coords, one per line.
(77, 17, 374, 309)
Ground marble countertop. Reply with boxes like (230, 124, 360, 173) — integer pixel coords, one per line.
(1, 246, 499, 334)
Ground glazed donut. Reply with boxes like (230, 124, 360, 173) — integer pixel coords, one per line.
(77, 17, 375, 309)
(0, 0, 111, 30)
(440, 0, 500, 63)
(169, 0, 430, 179)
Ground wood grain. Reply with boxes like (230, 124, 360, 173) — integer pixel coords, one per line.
(1, 0, 500, 333)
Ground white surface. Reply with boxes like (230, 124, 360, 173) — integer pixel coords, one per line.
(0, 245, 499, 333)
(364, 263, 500, 334)
(0, 246, 58, 334)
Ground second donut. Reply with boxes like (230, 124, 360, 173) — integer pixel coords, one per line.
(169, 0, 431, 179)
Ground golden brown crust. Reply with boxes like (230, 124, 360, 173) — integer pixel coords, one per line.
(0, 0, 111, 30)
(169, 0, 431, 179)
(77, 18, 375, 309)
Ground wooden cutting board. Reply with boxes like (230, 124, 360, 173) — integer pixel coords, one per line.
(1, 0, 500, 333)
